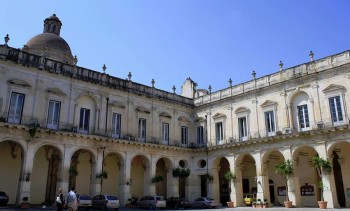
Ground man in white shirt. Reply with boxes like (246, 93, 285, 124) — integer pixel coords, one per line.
(65, 187, 77, 211)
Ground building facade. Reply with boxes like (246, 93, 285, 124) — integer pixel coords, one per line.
(0, 14, 349, 208)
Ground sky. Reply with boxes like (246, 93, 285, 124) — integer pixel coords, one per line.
(1, 1, 350, 94)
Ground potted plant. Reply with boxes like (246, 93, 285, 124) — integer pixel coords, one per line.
(224, 170, 236, 208)
(312, 156, 332, 209)
(151, 175, 164, 195)
(172, 167, 191, 197)
(96, 170, 108, 194)
(275, 159, 294, 208)
(20, 196, 30, 209)
(262, 199, 269, 208)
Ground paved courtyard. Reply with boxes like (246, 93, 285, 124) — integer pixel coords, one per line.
(1, 205, 350, 211)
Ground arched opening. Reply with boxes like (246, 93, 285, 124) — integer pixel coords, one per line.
(262, 150, 285, 205)
(69, 149, 94, 196)
(328, 141, 349, 208)
(293, 146, 319, 207)
(218, 157, 230, 205)
(130, 155, 149, 198)
(31, 145, 61, 204)
(155, 158, 168, 196)
(0, 141, 24, 205)
(102, 153, 123, 196)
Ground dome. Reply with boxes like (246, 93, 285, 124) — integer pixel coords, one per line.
(23, 14, 75, 65)
(26, 33, 72, 54)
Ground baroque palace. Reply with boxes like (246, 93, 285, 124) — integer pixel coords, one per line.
(0, 14, 349, 208)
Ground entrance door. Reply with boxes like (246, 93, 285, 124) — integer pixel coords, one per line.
(269, 179, 275, 204)
(333, 151, 345, 207)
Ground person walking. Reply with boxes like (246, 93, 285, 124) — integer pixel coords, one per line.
(65, 187, 77, 211)
(56, 188, 65, 211)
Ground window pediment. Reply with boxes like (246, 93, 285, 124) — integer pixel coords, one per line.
(46, 87, 66, 97)
(136, 106, 150, 114)
(159, 112, 172, 118)
(322, 84, 346, 93)
(212, 113, 226, 119)
(194, 116, 206, 123)
(178, 116, 190, 123)
(260, 100, 277, 108)
(110, 101, 126, 109)
(235, 107, 250, 114)
(8, 79, 31, 89)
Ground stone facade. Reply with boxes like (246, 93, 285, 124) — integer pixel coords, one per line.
(0, 14, 349, 208)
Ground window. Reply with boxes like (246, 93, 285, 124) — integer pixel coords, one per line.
(112, 113, 121, 138)
(264, 111, 275, 136)
(329, 96, 343, 125)
(238, 117, 248, 141)
(181, 126, 188, 145)
(47, 100, 61, 130)
(161, 122, 169, 142)
(215, 122, 223, 143)
(196, 126, 204, 146)
(297, 104, 310, 131)
(138, 118, 146, 141)
(8, 92, 25, 124)
(79, 108, 90, 133)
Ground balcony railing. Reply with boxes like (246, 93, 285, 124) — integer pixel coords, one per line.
(0, 111, 348, 149)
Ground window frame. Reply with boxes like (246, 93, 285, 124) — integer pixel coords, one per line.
(7, 92, 25, 124)
(112, 112, 122, 138)
(47, 100, 61, 130)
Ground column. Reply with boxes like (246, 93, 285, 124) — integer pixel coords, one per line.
(16, 143, 35, 206)
(315, 142, 335, 208)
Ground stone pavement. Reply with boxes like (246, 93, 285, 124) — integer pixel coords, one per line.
(1, 205, 350, 211)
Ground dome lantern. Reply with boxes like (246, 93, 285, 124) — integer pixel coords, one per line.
(43, 14, 62, 36)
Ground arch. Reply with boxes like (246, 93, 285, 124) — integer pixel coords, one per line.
(75, 92, 99, 108)
(31, 144, 63, 204)
(135, 106, 151, 114)
(0, 140, 25, 204)
(287, 89, 312, 104)
(130, 154, 151, 198)
(292, 145, 319, 207)
(322, 84, 346, 93)
(154, 157, 173, 197)
(327, 141, 350, 207)
(178, 116, 191, 123)
(261, 149, 286, 205)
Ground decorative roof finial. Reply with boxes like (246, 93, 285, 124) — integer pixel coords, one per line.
(128, 72, 132, 81)
(74, 55, 78, 65)
(208, 85, 212, 94)
(102, 64, 107, 73)
(309, 51, 314, 61)
(172, 85, 176, 93)
(4, 34, 10, 46)
(252, 70, 256, 79)
(228, 78, 232, 87)
(151, 79, 155, 87)
(279, 61, 283, 71)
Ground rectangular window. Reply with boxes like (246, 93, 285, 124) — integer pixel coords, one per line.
(181, 126, 188, 145)
(264, 110, 275, 136)
(79, 108, 90, 133)
(196, 126, 204, 146)
(47, 100, 61, 130)
(138, 118, 147, 141)
(112, 113, 121, 138)
(238, 117, 248, 141)
(297, 104, 310, 131)
(161, 122, 169, 142)
(329, 96, 343, 125)
(215, 122, 223, 143)
(8, 92, 25, 124)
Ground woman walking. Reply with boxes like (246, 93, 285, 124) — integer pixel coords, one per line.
(56, 188, 65, 211)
